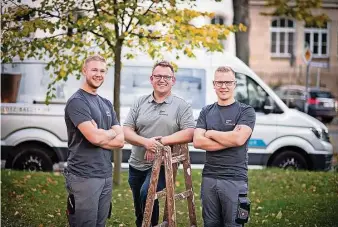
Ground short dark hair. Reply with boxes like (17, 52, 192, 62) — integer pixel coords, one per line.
(215, 66, 235, 75)
(152, 60, 174, 74)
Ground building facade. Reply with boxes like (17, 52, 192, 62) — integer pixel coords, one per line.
(249, 0, 338, 96)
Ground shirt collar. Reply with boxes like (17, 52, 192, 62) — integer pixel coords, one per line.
(148, 92, 173, 104)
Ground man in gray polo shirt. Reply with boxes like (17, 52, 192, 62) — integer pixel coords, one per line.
(123, 60, 195, 227)
(194, 66, 256, 227)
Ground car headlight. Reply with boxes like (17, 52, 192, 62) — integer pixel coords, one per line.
(311, 128, 330, 142)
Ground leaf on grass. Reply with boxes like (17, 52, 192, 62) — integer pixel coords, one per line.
(16, 194, 24, 199)
(31, 188, 37, 192)
(14, 211, 19, 216)
(276, 211, 282, 219)
(46, 177, 57, 185)
(39, 224, 43, 227)
(47, 214, 54, 218)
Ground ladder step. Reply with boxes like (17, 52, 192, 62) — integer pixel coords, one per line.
(171, 154, 186, 164)
(154, 221, 168, 227)
(156, 189, 193, 201)
(156, 189, 167, 199)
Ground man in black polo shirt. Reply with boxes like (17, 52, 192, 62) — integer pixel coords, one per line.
(193, 66, 256, 227)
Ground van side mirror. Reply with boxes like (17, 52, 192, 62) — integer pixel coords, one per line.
(263, 96, 274, 114)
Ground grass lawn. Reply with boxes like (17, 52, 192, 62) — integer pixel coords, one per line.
(1, 169, 337, 227)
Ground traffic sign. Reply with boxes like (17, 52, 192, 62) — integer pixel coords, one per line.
(310, 61, 329, 68)
(302, 47, 312, 65)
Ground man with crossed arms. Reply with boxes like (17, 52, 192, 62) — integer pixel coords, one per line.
(194, 66, 256, 227)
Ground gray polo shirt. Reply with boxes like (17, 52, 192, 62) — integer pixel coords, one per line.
(124, 93, 195, 171)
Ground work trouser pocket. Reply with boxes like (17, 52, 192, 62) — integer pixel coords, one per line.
(235, 194, 250, 224)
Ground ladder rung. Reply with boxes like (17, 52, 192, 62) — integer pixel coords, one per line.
(156, 189, 166, 199)
(155, 189, 193, 201)
(171, 154, 186, 163)
(174, 190, 193, 201)
(154, 221, 168, 227)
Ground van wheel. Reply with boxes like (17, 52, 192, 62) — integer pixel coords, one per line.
(11, 145, 54, 171)
(270, 151, 308, 170)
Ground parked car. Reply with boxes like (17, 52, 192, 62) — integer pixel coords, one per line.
(275, 85, 337, 123)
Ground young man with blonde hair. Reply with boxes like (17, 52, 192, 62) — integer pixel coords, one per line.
(64, 55, 124, 227)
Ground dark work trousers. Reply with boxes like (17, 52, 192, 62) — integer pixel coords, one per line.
(64, 169, 113, 227)
(128, 165, 166, 227)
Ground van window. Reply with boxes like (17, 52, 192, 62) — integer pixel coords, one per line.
(120, 66, 206, 109)
(2, 63, 206, 108)
(1, 63, 81, 103)
(235, 73, 268, 112)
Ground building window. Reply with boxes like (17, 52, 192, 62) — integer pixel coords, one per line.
(211, 15, 226, 49)
(270, 18, 295, 57)
(304, 22, 329, 58)
(211, 16, 225, 25)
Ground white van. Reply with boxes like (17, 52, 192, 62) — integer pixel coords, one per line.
(1, 52, 333, 171)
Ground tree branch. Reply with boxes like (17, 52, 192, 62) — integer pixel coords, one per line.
(130, 32, 161, 40)
(125, 1, 137, 33)
(113, 0, 120, 39)
(92, 0, 99, 16)
(133, 2, 155, 29)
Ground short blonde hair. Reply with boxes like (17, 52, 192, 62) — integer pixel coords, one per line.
(215, 66, 235, 75)
(83, 55, 106, 68)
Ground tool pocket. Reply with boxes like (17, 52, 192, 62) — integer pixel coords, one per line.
(235, 194, 250, 224)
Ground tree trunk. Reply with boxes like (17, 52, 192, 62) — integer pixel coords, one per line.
(233, 0, 250, 66)
(113, 39, 123, 185)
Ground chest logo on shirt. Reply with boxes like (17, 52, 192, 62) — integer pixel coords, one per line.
(225, 120, 235, 125)
(106, 110, 111, 117)
(159, 110, 168, 116)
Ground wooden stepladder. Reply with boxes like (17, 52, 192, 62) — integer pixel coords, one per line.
(142, 144, 197, 227)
